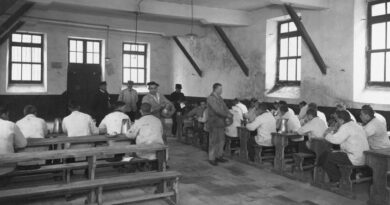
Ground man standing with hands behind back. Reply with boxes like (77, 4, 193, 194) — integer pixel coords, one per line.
(118, 80, 138, 121)
(207, 83, 232, 166)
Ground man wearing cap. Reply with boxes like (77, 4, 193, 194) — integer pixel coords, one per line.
(118, 81, 138, 121)
(92, 81, 111, 125)
(142, 81, 175, 119)
(170, 84, 185, 135)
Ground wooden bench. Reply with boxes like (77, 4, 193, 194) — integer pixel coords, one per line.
(0, 171, 181, 205)
(253, 145, 275, 164)
(224, 136, 240, 157)
(0, 144, 173, 204)
(335, 164, 372, 199)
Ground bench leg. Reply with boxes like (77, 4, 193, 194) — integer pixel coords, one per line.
(313, 166, 326, 187)
(96, 186, 103, 205)
(339, 166, 354, 197)
(254, 147, 262, 164)
(224, 138, 232, 157)
(168, 177, 179, 205)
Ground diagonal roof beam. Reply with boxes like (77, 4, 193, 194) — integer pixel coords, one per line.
(0, 0, 19, 17)
(0, 21, 24, 45)
(284, 4, 327, 74)
(214, 25, 249, 76)
(0, 1, 34, 36)
(173, 36, 202, 77)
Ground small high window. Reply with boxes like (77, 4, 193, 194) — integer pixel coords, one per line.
(68, 38, 101, 64)
(122, 43, 147, 85)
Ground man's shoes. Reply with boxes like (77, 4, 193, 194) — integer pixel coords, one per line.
(208, 160, 218, 166)
(216, 157, 228, 163)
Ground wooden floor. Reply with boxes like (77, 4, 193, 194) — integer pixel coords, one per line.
(21, 138, 367, 205)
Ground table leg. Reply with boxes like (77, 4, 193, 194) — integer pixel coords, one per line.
(273, 134, 288, 174)
(366, 155, 390, 205)
(239, 128, 249, 162)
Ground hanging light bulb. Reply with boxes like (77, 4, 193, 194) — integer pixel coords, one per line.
(185, 0, 198, 40)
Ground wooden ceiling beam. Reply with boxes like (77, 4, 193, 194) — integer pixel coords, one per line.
(173, 36, 203, 77)
(0, 1, 34, 35)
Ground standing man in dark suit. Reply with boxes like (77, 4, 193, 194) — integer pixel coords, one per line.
(170, 84, 185, 135)
(92, 81, 110, 125)
(207, 83, 232, 166)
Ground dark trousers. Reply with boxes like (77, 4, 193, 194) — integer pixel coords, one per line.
(172, 112, 178, 135)
(322, 151, 352, 182)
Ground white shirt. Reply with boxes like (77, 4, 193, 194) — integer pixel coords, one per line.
(297, 117, 328, 139)
(232, 105, 244, 121)
(298, 104, 308, 120)
(99, 111, 130, 135)
(347, 110, 356, 122)
(118, 88, 138, 112)
(0, 119, 27, 175)
(281, 111, 302, 141)
(236, 102, 248, 114)
(62, 111, 98, 137)
(126, 115, 164, 160)
(374, 112, 387, 128)
(325, 121, 369, 165)
(364, 117, 390, 150)
(317, 111, 327, 124)
(246, 111, 276, 146)
(225, 108, 242, 137)
(16, 114, 48, 139)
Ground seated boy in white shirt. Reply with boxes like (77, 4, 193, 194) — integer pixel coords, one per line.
(322, 110, 369, 184)
(0, 105, 27, 177)
(16, 105, 48, 167)
(99, 101, 130, 135)
(126, 103, 165, 161)
(297, 109, 328, 151)
(246, 102, 276, 147)
(360, 105, 390, 150)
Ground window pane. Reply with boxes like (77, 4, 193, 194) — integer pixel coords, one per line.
(138, 69, 145, 83)
(297, 37, 302, 56)
(69, 52, 76, 63)
(77, 52, 83, 63)
(12, 33, 21, 42)
(280, 38, 288, 57)
(32, 35, 41, 44)
(32, 64, 41, 81)
(77, 41, 83, 52)
(22, 64, 32, 81)
(289, 22, 297, 32)
(87, 42, 93, 52)
(279, 59, 287, 81)
(87, 53, 93, 64)
(372, 3, 386, 16)
(93, 42, 100, 53)
(123, 68, 130, 83)
(130, 69, 138, 82)
(137, 55, 144, 68)
(70, 40, 76, 52)
(297, 59, 301, 81)
(11, 63, 21, 80)
(123, 54, 130, 67)
(124, 44, 131, 51)
(288, 59, 297, 81)
(93, 53, 99, 64)
(22, 47, 31, 62)
(386, 52, 390, 82)
(388, 2, 390, 14)
(22, 34, 31, 43)
(370, 52, 385, 81)
(32, 48, 41, 63)
(138, 45, 145, 52)
(387, 22, 390, 49)
(289, 37, 297, 56)
(372, 22, 386, 50)
(281, 23, 289, 33)
(12, 46, 21, 62)
(130, 55, 138, 67)
(131, 44, 137, 51)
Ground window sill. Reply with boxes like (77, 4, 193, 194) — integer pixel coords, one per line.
(265, 84, 300, 99)
(6, 83, 47, 94)
(120, 84, 149, 94)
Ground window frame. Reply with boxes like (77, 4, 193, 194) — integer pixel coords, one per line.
(276, 20, 301, 86)
(8, 32, 44, 84)
(122, 42, 148, 85)
(68, 38, 102, 65)
(367, 0, 390, 86)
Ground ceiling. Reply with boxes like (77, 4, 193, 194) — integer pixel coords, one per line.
(155, 0, 271, 11)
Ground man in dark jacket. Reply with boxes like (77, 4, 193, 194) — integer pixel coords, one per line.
(92, 81, 110, 125)
(207, 83, 232, 166)
(170, 84, 185, 135)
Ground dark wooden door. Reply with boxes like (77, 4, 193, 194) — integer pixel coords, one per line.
(67, 64, 101, 115)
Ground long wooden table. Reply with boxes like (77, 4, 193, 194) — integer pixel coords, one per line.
(272, 132, 302, 174)
(26, 134, 130, 148)
(365, 148, 390, 205)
